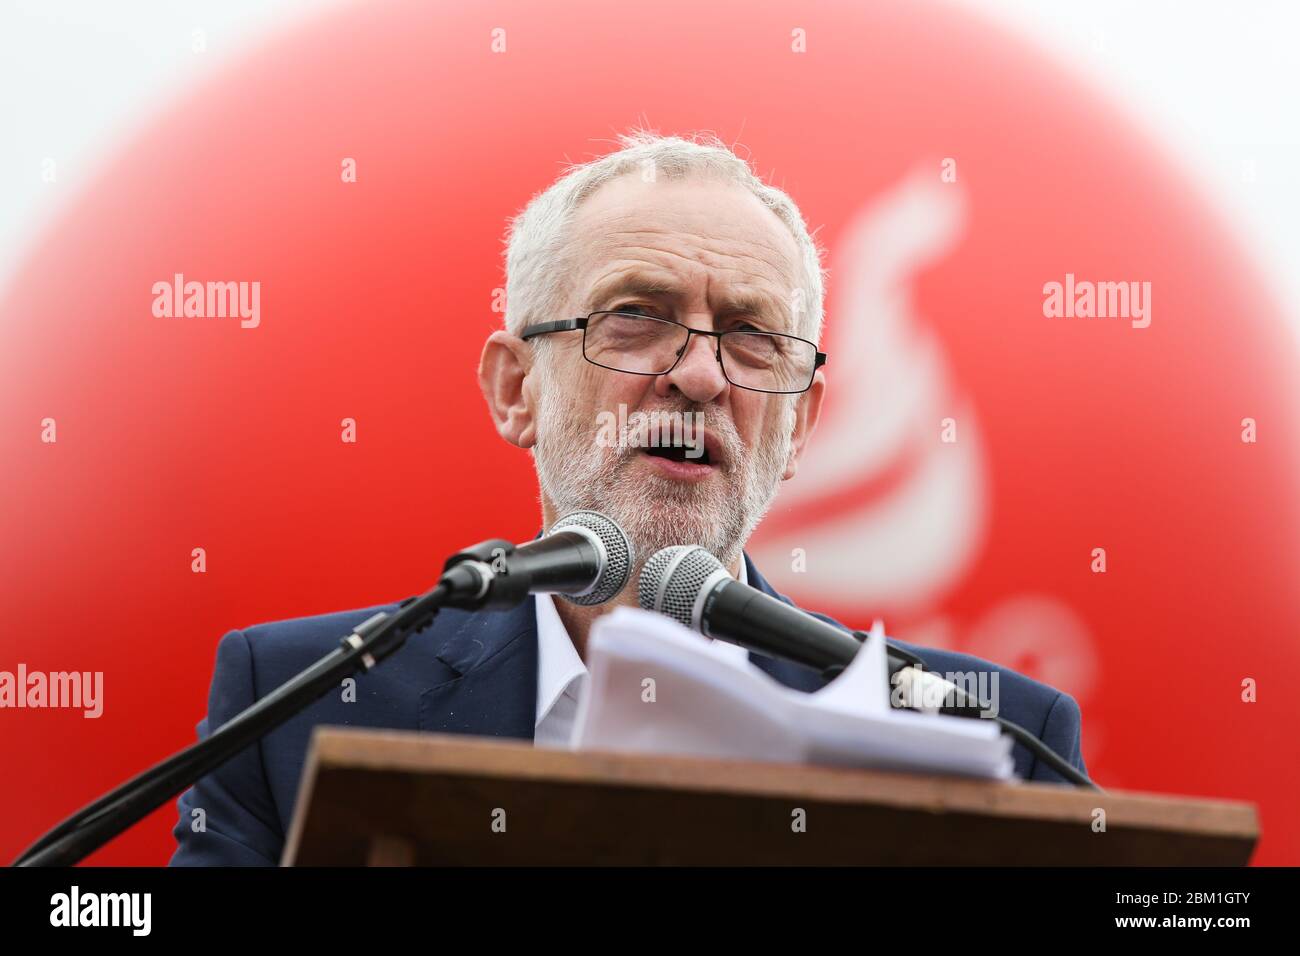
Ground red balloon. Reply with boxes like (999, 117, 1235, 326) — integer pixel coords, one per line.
(1, 0, 1296, 864)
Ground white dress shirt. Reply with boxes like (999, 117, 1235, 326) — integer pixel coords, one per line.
(532, 559, 752, 748)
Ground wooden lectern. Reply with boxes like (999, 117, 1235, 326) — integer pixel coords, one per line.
(281, 727, 1258, 866)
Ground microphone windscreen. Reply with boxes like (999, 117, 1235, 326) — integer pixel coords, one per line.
(638, 544, 726, 629)
(550, 510, 633, 605)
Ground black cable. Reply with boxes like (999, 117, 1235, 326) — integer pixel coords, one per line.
(994, 717, 1099, 790)
(842, 630, 1100, 791)
(929, 672, 1100, 791)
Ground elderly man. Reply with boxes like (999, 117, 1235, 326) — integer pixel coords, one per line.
(170, 131, 1086, 866)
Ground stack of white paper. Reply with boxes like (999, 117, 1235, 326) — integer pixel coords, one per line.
(569, 607, 1015, 781)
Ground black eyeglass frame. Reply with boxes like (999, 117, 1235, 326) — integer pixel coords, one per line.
(520, 312, 828, 395)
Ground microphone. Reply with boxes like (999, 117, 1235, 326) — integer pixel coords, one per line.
(637, 545, 1100, 790)
(637, 544, 924, 681)
(439, 510, 634, 610)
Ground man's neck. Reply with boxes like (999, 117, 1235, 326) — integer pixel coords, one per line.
(553, 552, 745, 660)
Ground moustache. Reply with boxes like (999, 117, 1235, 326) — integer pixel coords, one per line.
(596, 401, 744, 471)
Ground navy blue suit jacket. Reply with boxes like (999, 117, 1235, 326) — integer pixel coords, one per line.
(169, 555, 1087, 865)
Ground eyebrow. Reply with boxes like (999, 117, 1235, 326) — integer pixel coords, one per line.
(583, 272, 790, 328)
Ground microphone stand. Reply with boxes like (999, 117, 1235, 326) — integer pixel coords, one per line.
(12, 542, 512, 868)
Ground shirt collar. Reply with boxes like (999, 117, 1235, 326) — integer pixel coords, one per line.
(534, 556, 751, 730)
(534, 586, 588, 729)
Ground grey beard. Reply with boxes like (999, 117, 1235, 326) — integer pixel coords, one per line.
(531, 381, 793, 577)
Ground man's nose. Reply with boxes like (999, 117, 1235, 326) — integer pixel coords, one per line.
(655, 327, 728, 402)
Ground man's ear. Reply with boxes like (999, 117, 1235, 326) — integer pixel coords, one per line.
(782, 368, 825, 481)
(479, 330, 538, 449)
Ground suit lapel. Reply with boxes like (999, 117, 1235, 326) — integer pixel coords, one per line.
(415, 599, 538, 740)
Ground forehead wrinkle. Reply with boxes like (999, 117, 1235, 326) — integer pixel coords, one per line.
(593, 222, 798, 280)
(582, 231, 798, 299)
(582, 262, 792, 329)
(570, 192, 802, 327)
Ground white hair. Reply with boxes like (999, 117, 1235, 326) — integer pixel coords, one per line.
(502, 129, 827, 344)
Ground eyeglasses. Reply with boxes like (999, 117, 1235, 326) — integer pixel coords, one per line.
(520, 311, 827, 395)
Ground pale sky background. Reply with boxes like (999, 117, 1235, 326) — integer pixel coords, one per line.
(2, 0, 1297, 349)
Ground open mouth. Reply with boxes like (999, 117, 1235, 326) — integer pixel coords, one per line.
(643, 443, 710, 465)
